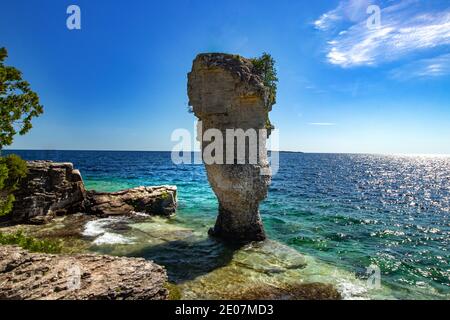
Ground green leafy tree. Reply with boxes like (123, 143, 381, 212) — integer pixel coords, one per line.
(0, 47, 43, 216)
(0, 154, 28, 216)
(1, 47, 43, 149)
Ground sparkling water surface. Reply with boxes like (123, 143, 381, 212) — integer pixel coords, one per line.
(6, 150, 450, 299)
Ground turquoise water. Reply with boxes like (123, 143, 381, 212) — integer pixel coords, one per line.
(7, 150, 450, 299)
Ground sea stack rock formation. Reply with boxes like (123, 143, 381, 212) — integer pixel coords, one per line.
(188, 53, 274, 242)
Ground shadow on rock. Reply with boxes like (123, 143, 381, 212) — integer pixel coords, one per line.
(125, 237, 243, 283)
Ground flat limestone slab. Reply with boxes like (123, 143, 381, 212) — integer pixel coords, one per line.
(0, 245, 168, 300)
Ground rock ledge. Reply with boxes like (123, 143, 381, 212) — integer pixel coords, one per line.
(10, 161, 177, 224)
(86, 186, 177, 217)
(0, 245, 168, 300)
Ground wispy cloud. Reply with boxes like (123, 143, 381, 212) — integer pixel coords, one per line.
(304, 84, 327, 94)
(390, 53, 450, 80)
(308, 122, 336, 126)
(314, 0, 371, 31)
(315, 0, 450, 67)
(314, 8, 342, 31)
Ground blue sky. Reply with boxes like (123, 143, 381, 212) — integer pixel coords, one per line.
(1, 0, 449, 154)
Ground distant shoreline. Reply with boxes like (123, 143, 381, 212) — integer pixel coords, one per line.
(4, 149, 450, 157)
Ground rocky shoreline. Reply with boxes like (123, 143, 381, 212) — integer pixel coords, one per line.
(0, 160, 177, 300)
(9, 160, 177, 224)
(1, 215, 346, 300)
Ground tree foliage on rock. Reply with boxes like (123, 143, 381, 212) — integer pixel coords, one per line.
(250, 53, 278, 130)
(0, 47, 42, 216)
(250, 52, 278, 106)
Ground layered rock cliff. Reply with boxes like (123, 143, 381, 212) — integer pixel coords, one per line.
(10, 161, 177, 224)
(0, 245, 168, 300)
(187, 53, 274, 242)
(11, 161, 86, 224)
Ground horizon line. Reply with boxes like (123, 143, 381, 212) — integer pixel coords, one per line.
(3, 149, 450, 157)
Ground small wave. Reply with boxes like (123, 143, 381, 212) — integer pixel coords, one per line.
(134, 212, 151, 217)
(83, 217, 135, 245)
(83, 218, 118, 237)
(93, 232, 134, 245)
(336, 281, 368, 300)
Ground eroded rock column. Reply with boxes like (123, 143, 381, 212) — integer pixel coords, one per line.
(188, 53, 273, 242)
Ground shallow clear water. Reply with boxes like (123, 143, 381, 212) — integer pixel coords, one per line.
(6, 150, 450, 299)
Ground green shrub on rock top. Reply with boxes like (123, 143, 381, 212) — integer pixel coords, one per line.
(250, 52, 278, 107)
(250, 53, 278, 131)
(160, 190, 171, 201)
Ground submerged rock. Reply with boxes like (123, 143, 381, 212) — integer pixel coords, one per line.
(175, 239, 342, 300)
(232, 282, 342, 300)
(188, 53, 274, 242)
(11, 161, 86, 224)
(0, 245, 168, 300)
(86, 186, 177, 217)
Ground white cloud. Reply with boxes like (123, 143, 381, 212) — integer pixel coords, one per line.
(308, 123, 336, 126)
(390, 53, 450, 80)
(314, 11, 341, 31)
(315, 0, 450, 67)
(314, 0, 371, 31)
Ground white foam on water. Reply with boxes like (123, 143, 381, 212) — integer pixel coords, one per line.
(134, 212, 150, 217)
(83, 217, 134, 245)
(336, 281, 368, 300)
(83, 218, 116, 237)
(93, 232, 134, 245)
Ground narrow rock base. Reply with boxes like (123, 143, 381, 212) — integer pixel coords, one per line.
(208, 206, 266, 242)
